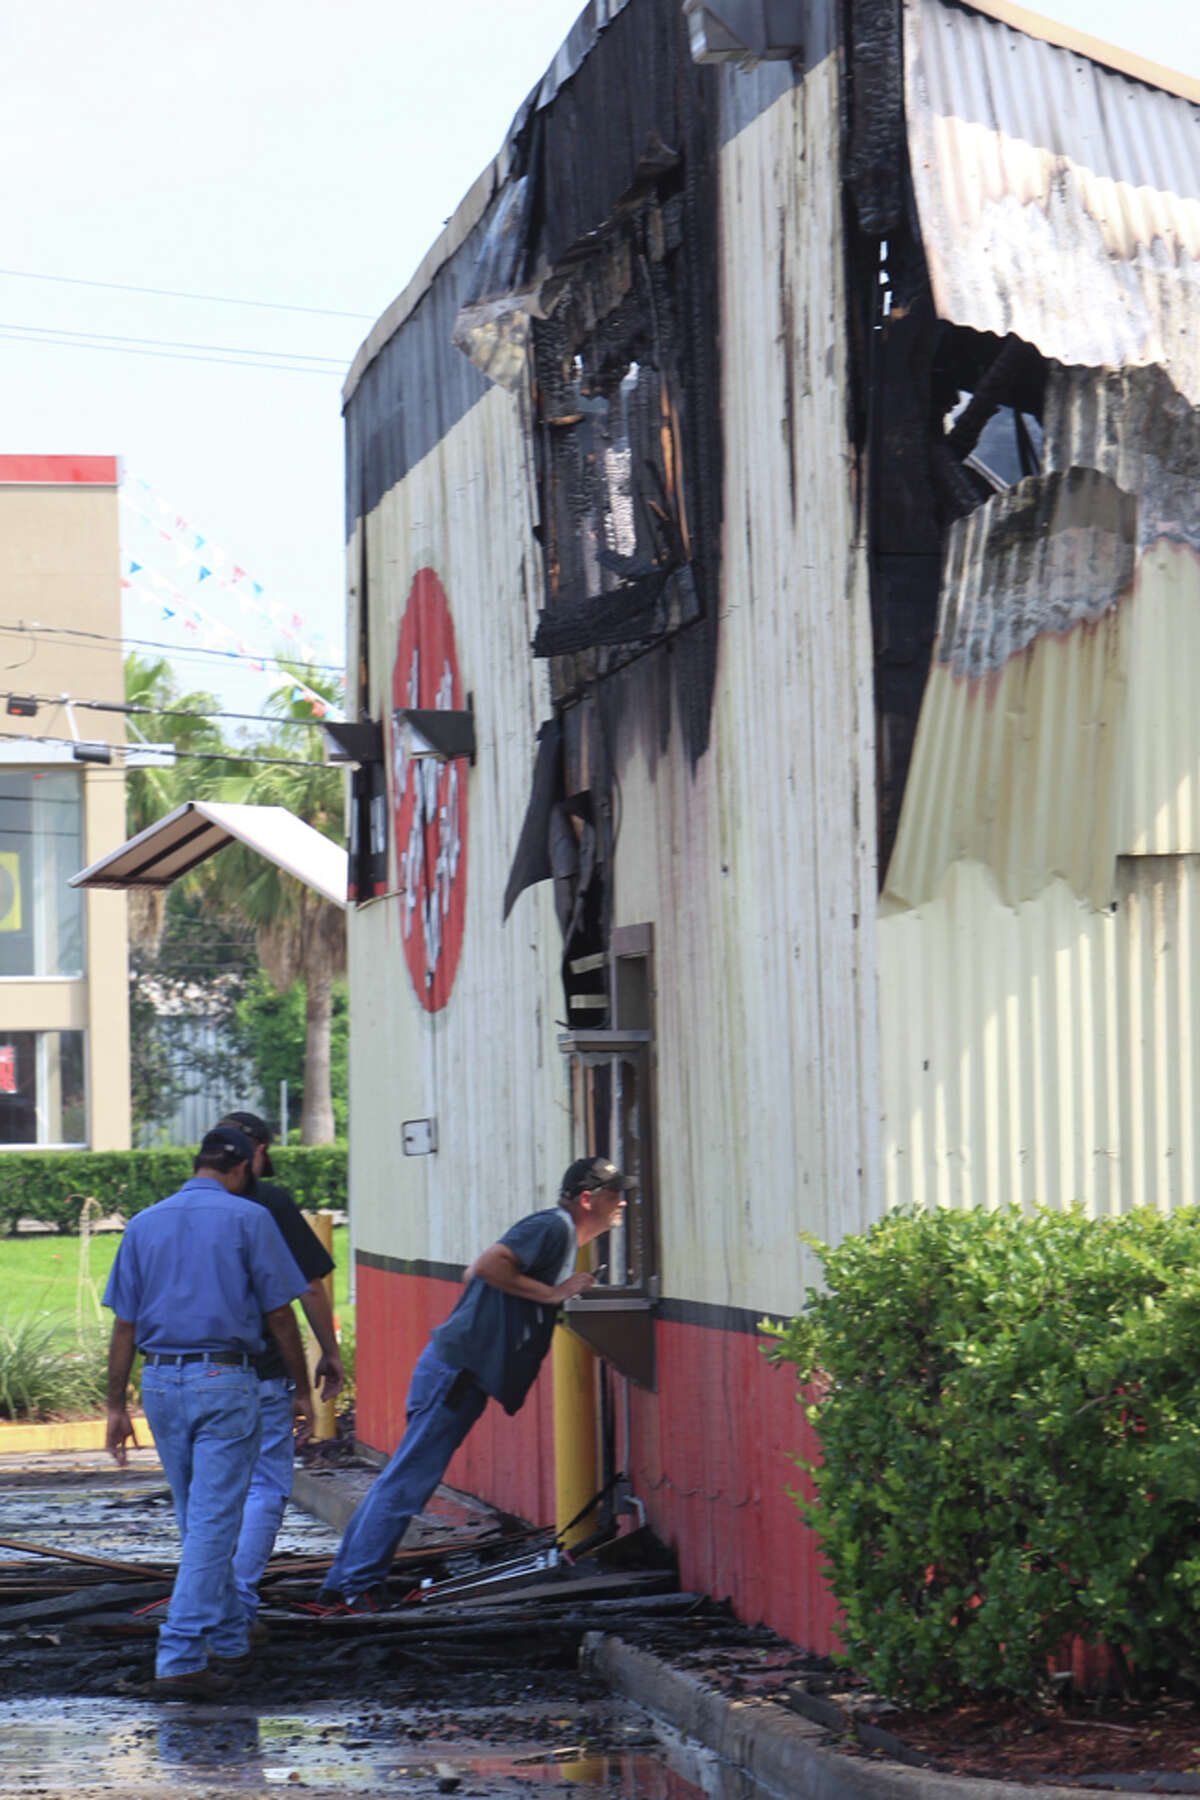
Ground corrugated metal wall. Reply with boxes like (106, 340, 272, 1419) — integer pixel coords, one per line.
(904, 0, 1200, 404)
(880, 0, 1200, 1221)
(880, 393, 1200, 1216)
(345, 377, 569, 1270)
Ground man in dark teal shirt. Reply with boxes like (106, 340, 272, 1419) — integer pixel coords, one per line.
(317, 1156, 631, 1611)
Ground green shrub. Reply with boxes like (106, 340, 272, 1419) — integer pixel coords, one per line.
(0, 1146, 347, 1234)
(764, 1205, 1200, 1705)
(0, 1310, 108, 1420)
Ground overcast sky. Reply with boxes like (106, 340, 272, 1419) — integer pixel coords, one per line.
(0, 0, 1194, 725)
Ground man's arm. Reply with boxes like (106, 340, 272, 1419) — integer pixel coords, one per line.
(105, 1319, 140, 1466)
(298, 1279, 345, 1400)
(463, 1242, 595, 1304)
(264, 1301, 316, 1442)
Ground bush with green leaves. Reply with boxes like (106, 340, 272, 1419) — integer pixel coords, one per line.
(764, 1205, 1200, 1704)
(0, 1310, 108, 1420)
(0, 1146, 347, 1235)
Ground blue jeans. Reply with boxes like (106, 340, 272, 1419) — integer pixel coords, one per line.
(141, 1360, 261, 1677)
(233, 1376, 294, 1622)
(325, 1344, 487, 1599)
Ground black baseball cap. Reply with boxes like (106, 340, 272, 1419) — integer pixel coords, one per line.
(198, 1126, 257, 1167)
(560, 1155, 635, 1201)
(217, 1111, 275, 1176)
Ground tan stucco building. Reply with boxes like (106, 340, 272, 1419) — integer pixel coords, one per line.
(0, 455, 130, 1148)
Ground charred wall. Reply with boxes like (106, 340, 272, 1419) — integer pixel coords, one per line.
(844, 0, 1050, 877)
(527, 0, 723, 780)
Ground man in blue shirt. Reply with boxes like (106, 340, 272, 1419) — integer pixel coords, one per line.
(316, 1156, 631, 1612)
(104, 1126, 313, 1699)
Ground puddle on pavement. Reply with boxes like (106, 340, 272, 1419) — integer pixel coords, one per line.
(0, 1477, 340, 1565)
(0, 1699, 770, 1799)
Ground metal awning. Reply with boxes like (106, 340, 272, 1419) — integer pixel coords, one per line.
(69, 801, 347, 909)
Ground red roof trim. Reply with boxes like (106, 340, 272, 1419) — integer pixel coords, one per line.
(0, 456, 119, 486)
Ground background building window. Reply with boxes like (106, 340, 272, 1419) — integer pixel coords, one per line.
(0, 1030, 87, 1145)
(0, 770, 85, 978)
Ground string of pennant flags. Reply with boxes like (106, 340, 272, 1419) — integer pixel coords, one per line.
(119, 470, 344, 720)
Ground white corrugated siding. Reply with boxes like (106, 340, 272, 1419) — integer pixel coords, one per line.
(346, 384, 569, 1266)
(879, 386, 1200, 1216)
(904, 0, 1200, 403)
(611, 57, 881, 1311)
(882, 0, 1200, 1220)
(881, 855, 1200, 1216)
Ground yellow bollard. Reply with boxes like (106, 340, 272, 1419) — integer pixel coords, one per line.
(301, 1208, 337, 1442)
(553, 1310, 598, 1549)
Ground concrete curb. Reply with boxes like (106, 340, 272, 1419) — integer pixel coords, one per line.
(0, 1418, 156, 1455)
(582, 1634, 1103, 1800)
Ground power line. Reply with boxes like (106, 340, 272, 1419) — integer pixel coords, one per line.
(0, 320, 347, 367)
(0, 620, 345, 678)
(0, 266, 373, 321)
(0, 326, 346, 378)
(23, 694, 333, 729)
(0, 730, 337, 771)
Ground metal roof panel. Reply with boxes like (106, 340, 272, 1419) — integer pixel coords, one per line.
(905, 0, 1200, 401)
(69, 801, 347, 908)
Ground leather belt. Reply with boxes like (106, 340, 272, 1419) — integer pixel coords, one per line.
(141, 1351, 253, 1367)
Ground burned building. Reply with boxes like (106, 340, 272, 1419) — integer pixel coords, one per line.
(340, 0, 1200, 1648)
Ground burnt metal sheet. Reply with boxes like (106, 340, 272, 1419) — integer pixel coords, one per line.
(935, 467, 1137, 679)
(884, 468, 1138, 912)
(1042, 363, 1200, 553)
(904, 0, 1200, 402)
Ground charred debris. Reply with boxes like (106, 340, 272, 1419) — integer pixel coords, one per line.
(0, 1509, 772, 1704)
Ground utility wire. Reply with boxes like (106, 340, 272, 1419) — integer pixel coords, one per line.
(0, 266, 373, 321)
(0, 326, 345, 377)
(0, 730, 335, 770)
(20, 694, 333, 729)
(0, 320, 346, 366)
(3, 320, 341, 365)
(0, 620, 344, 678)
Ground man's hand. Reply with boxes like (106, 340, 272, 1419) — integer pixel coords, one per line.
(105, 1319, 138, 1465)
(313, 1350, 345, 1402)
(106, 1407, 139, 1467)
(292, 1387, 316, 1446)
(554, 1271, 596, 1302)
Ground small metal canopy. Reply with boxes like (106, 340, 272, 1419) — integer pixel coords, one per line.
(69, 801, 347, 909)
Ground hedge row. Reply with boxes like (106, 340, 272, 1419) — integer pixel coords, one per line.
(765, 1205, 1200, 1704)
(0, 1146, 347, 1235)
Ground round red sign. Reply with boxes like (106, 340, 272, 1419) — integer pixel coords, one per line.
(389, 568, 469, 1012)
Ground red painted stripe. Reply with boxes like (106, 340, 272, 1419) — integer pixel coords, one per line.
(0, 455, 119, 485)
(354, 1262, 838, 1652)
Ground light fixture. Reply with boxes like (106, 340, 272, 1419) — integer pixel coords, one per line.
(393, 697, 476, 766)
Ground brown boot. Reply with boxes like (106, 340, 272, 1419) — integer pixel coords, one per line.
(153, 1666, 234, 1700)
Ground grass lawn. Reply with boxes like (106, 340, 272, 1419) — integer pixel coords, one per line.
(0, 1225, 353, 1341)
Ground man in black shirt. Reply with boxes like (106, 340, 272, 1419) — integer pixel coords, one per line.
(215, 1111, 344, 1629)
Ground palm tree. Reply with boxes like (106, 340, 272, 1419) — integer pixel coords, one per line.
(220, 664, 346, 1145)
(123, 653, 239, 948)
